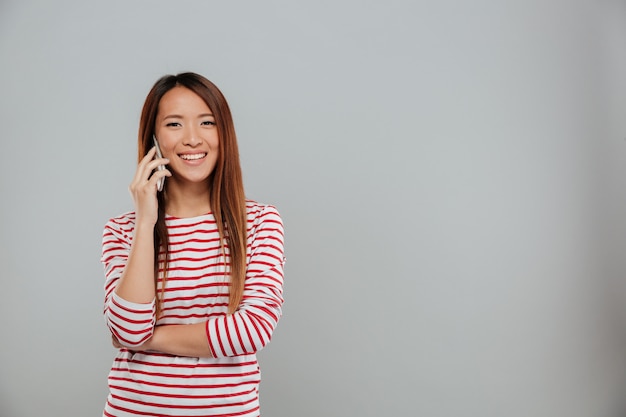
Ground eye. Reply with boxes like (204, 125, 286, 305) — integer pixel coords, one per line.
(201, 120, 216, 126)
(166, 122, 181, 127)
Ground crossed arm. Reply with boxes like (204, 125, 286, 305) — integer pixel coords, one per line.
(102, 206, 285, 359)
(111, 322, 212, 357)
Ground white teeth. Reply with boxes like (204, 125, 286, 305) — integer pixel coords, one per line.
(180, 153, 206, 161)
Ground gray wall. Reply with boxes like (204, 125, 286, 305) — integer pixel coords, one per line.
(1, 1, 625, 416)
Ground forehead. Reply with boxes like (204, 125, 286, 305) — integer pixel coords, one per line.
(157, 86, 212, 115)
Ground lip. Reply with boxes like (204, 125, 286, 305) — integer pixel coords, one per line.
(178, 152, 208, 162)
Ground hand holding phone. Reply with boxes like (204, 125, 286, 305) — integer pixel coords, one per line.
(152, 135, 166, 192)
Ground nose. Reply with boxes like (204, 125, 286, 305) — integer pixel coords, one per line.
(182, 127, 201, 146)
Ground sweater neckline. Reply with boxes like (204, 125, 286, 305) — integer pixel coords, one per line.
(164, 212, 213, 223)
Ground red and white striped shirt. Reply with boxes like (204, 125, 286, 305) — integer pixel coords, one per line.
(101, 201, 285, 417)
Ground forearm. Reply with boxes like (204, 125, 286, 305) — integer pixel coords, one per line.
(141, 301, 280, 358)
(206, 296, 281, 358)
(144, 323, 213, 358)
(105, 292, 155, 347)
(103, 220, 157, 347)
(114, 222, 157, 303)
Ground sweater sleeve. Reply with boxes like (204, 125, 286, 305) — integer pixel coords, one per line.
(206, 205, 285, 358)
(101, 215, 156, 347)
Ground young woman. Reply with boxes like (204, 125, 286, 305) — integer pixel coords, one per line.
(100, 72, 285, 416)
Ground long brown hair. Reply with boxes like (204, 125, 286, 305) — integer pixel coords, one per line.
(137, 72, 247, 315)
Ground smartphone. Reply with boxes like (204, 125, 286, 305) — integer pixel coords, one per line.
(152, 135, 166, 192)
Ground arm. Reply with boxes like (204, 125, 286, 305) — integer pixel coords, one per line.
(117, 205, 285, 357)
(142, 323, 213, 357)
(102, 217, 157, 347)
(206, 205, 285, 358)
(114, 148, 170, 304)
(101, 148, 170, 347)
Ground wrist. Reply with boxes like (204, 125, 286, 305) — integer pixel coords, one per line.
(146, 326, 164, 351)
(134, 220, 156, 235)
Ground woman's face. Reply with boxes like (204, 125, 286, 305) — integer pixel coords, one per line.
(154, 86, 219, 188)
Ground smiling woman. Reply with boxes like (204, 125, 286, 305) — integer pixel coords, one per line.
(154, 87, 220, 192)
(100, 72, 286, 417)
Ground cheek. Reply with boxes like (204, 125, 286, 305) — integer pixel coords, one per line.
(160, 146, 175, 159)
(158, 139, 177, 155)
(209, 141, 220, 158)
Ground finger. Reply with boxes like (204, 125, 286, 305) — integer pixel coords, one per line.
(139, 146, 157, 164)
(131, 168, 172, 194)
(154, 167, 172, 178)
(111, 335, 121, 348)
(135, 148, 167, 178)
(144, 157, 170, 173)
(147, 168, 172, 189)
(130, 149, 157, 188)
(131, 156, 170, 190)
(134, 148, 158, 178)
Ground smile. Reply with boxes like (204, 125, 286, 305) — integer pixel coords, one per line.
(179, 153, 207, 161)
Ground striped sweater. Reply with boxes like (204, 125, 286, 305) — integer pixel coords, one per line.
(100, 201, 285, 417)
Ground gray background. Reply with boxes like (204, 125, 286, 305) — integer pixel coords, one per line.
(1, 1, 626, 416)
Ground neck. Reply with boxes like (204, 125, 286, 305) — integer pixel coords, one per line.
(164, 179, 212, 218)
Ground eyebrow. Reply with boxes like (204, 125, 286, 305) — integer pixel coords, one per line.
(163, 113, 214, 120)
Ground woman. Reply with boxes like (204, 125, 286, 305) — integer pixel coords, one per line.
(101, 72, 285, 416)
